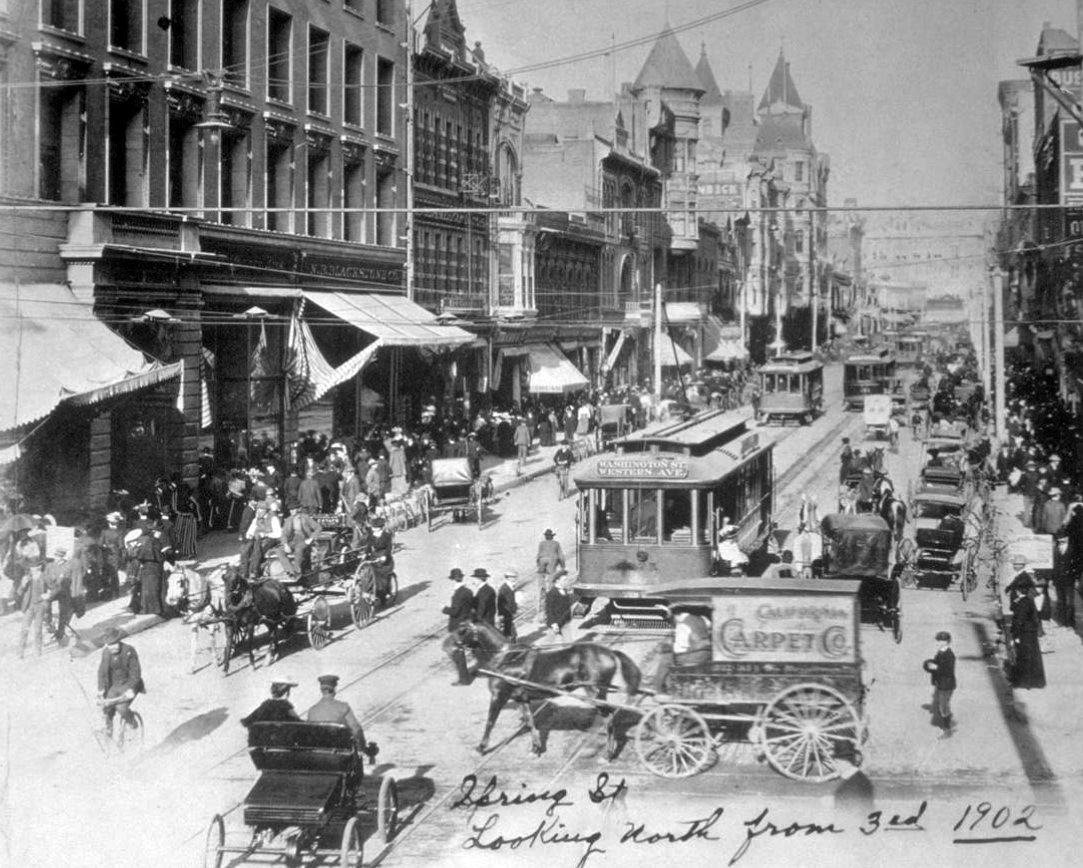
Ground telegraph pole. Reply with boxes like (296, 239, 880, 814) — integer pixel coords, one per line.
(404, 0, 416, 301)
(993, 268, 1006, 441)
(654, 282, 664, 400)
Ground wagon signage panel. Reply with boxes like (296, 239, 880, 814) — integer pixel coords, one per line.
(596, 457, 689, 479)
(711, 594, 856, 664)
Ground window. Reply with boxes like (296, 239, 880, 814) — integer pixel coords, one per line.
(376, 0, 393, 26)
(266, 140, 293, 232)
(222, 0, 249, 88)
(344, 0, 362, 13)
(306, 149, 329, 236)
(375, 166, 394, 245)
(167, 112, 200, 213)
(38, 84, 84, 201)
(795, 232, 804, 254)
(794, 161, 804, 182)
(267, 8, 291, 103)
(497, 242, 515, 306)
(308, 27, 329, 115)
(43, 0, 81, 33)
(376, 57, 393, 136)
(107, 96, 145, 206)
(220, 131, 250, 226)
(169, 0, 200, 70)
(110, 0, 143, 53)
(343, 159, 365, 242)
(344, 43, 363, 126)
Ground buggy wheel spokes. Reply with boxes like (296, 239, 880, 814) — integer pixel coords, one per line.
(634, 705, 714, 779)
(759, 683, 861, 782)
(340, 815, 363, 868)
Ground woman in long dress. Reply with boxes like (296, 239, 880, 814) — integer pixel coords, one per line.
(1009, 575, 1046, 689)
(136, 531, 166, 617)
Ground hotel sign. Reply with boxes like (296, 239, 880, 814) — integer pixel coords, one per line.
(596, 456, 689, 479)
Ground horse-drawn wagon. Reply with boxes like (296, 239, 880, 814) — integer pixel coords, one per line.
(203, 721, 397, 868)
(426, 457, 489, 531)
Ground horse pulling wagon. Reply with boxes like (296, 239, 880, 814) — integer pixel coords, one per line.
(459, 577, 868, 783)
(203, 721, 397, 868)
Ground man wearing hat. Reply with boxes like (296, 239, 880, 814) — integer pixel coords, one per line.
(838, 438, 853, 484)
(367, 515, 395, 604)
(306, 675, 367, 748)
(101, 512, 126, 599)
(1020, 458, 1042, 529)
(241, 680, 301, 727)
(472, 568, 496, 627)
(832, 741, 874, 816)
(855, 467, 876, 514)
(544, 571, 574, 639)
(98, 627, 144, 738)
(242, 498, 282, 579)
(1039, 487, 1067, 536)
(497, 571, 519, 640)
(15, 544, 48, 658)
(535, 529, 565, 624)
(923, 631, 957, 736)
(442, 568, 474, 685)
(278, 504, 320, 582)
(42, 547, 78, 647)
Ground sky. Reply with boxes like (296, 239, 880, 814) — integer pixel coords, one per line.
(454, 0, 1079, 211)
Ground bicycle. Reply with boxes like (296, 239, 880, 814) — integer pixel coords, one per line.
(97, 692, 144, 754)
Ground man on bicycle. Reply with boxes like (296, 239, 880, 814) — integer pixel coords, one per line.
(97, 626, 144, 738)
(553, 442, 574, 500)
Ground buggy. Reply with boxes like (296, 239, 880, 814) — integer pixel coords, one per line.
(426, 457, 488, 531)
(904, 491, 971, 590)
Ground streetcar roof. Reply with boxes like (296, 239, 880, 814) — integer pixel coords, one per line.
(614, 407, 755, 455)
(844, 348, 895, 364)
(572, 437, 772, 488)
(758, 356, 822, 374)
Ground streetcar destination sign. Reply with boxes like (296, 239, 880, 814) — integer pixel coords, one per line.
(596, 456, 690, 479)
(711, 593, 856, 664)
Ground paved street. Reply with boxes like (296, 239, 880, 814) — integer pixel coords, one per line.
(3, 364, 1082, 868)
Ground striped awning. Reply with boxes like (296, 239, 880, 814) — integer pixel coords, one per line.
(302, 290, 474, 347)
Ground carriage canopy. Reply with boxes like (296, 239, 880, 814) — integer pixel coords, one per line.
(820, 514, 892, 580)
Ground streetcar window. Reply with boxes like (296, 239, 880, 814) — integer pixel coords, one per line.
(763, 374, 776, 393)
(599, 488, 621, 542)
(629, 488, 660, 543)
(662, 490, 693, 543)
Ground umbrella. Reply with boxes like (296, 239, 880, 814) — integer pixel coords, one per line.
(0, 513, 36, 538)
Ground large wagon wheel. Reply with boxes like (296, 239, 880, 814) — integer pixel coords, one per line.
(383, 572, 399, 607)
(757, 683, 862, 782)
(350, 564, 375, 629)
(307, 596, 332, 650)
(378, 775, 400, 843)
(202, 814, 224, 868)
(633, 704, 714, 778)
(340, 815, 363, 868)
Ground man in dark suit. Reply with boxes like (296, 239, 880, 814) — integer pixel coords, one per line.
(472, 568, 496, 627)
(441, 568, 474, 685)
(545, 573, 574, 639)
(497, 571, 518, 640)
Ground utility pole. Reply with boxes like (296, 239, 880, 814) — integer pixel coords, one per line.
(979, 280, 991, 405)
(654, 282, 663, 401)
(993, 268, 1006, 441)
(809, 212, 817, 352)
(404, 0, 416, 301)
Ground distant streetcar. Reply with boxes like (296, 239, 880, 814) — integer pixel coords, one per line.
(756, 351, 824, 425)
(843, 347, 897, 411)
(572, 409, 774, 625)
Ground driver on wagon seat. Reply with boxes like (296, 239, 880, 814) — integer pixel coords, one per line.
(307, 674, 377, 759)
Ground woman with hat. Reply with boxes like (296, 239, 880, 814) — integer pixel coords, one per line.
(241, 680, 301, 726)
(1006, 554, 1046, 689)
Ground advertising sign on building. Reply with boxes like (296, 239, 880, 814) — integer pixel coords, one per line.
(711, 593, 857, 664)
(1059, 120, 1083, 243)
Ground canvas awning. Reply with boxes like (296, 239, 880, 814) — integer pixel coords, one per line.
(1, 283, 181, 434)
(705, 340, 749, 363)
(661, 301, 704, 324)
(523, 344, 589, 394)
(302, 289, 473, 347)
(657, 335, 693, 367)
(600, 331, 629, 375)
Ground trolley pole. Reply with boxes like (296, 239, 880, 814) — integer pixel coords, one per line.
(992, 268, 1007, 441)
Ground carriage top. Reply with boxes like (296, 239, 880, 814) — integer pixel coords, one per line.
(820, 513, 893, 581)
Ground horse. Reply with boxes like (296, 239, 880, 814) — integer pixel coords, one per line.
(455, 621, 642, 759)
(222, 564, 297, 667)
(878, 489, 908, 543)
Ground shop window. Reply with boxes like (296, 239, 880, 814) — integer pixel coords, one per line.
(266, 139, 293, 232)
(220, 131, 250, 226)
(167, 112, 200, 213)
(169, 0, 200, 70)
(38, 84, 84, 202)
(110, 0, 143, 54)
(376, 57, 393, 136)
(375, 165, 394, 245)
(222, 0, 249, 88)
(308, 26, 329, 115)
(267, 8, 291, 103)
(343, 159, 365, 242)
(43, 0, 81, 33)
(344, 43, 363, 126)
(107, 97, 146, 206)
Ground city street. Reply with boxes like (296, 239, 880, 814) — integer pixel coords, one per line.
(3, 366, 1082, 868)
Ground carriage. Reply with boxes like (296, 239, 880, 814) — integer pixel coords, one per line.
(426, 457, 489, 531)
(904, 491, 971, 591)
(203, 721, 397, 868)
(819, 513, 903, 643)
(639, 577, 868, 780)
(598, 403, 631, 445)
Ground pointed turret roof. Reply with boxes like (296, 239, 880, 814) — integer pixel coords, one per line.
(424, 0, 467, 58)
(695, 44, 724, 103)
(758, 49, 804, 113)
(633, 25, 705, 93)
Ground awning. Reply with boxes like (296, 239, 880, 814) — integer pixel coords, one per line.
(203, 284, 303, 299)
(302, 289, 473, 347)
(1, 283, 181, 434)
(705, 340, 749, 363)
(661, 301, 704, 324)
(600, 331, 629, 375)
(523, 344, 589, 394)
(284, 314, 380, 410)
(657, 336, 693, 367)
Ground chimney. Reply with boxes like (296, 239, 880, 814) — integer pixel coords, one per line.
(568, 89, 586, 103)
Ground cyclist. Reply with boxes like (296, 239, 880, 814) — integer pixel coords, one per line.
(553, 441, 574, 500)
(97, 626, 144, 739)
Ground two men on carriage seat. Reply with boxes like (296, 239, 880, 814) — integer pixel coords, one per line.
(241, 680, 301, 727)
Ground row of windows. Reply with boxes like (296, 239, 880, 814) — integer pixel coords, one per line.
(415, 232, 487, 297)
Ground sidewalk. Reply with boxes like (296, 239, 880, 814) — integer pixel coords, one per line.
(1, 437, 576, 659)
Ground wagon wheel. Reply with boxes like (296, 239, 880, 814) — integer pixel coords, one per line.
(378, 775, 400, 843)
(633, 704, 714, 778)
(308, 596, 332, 650)
(384, 572, 399, 606)
(202, 814, 224, 868)
(892, 608, 903, 644)
(758, 683, 862, 782)
(220, 622, 236, 673)
(340, 815, 363, 868)
(351, 594, 373, 629)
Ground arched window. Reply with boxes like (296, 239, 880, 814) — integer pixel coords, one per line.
(497, 142, 519, 205)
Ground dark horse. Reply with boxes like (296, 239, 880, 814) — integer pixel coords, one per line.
(456, 621, 641, 759)
(222, 564, 297, 668)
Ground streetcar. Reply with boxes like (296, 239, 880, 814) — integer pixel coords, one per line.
(842, 347, 897, 411)
(756, 351, 824, 425)
(897, 331, 926, 367)
(571, 409, 774, 625)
